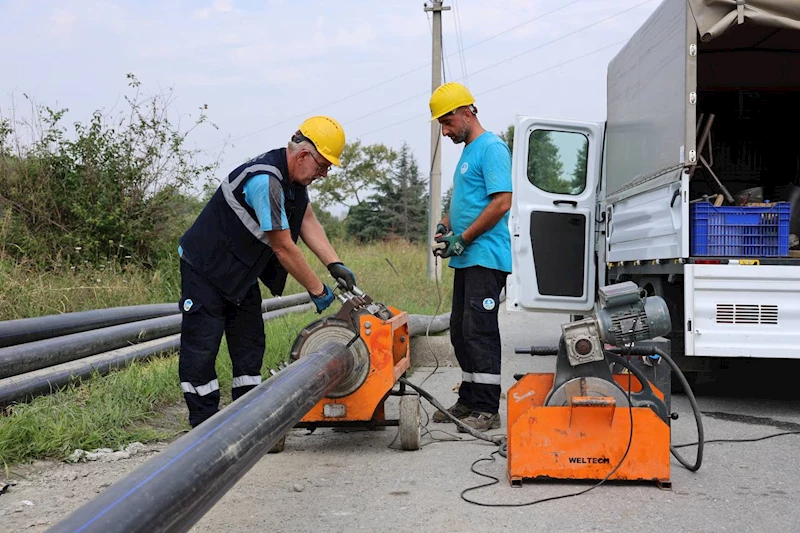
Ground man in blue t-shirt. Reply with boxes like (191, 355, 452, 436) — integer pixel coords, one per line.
(429, 82, 512, 432)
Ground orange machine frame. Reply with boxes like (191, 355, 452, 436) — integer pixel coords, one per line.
(300, 306, 410, 424)
(507, 373, 671, 488)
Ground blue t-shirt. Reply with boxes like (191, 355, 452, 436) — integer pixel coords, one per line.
(243, 174, 290, 231)
(179, 174, 289, 261)
(448, 131, 512, 273)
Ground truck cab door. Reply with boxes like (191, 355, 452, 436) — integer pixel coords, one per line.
(506, 117, 603, 314)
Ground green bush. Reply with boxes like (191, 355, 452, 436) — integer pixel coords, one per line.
(0, 74, 217, 268)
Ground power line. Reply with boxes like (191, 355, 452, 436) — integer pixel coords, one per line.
(452, 0, 469, 86)
(353, 39, 626, 140)
(477, 38, 626, 96)
(458, 0, 581, 54)
(209, 0, 581, 149)
(461, 0, 653, 81)
(342, 0, 653, 128)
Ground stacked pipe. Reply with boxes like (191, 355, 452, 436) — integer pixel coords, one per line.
(0, 293, 313, 406)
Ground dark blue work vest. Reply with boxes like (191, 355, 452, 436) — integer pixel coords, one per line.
(179, 148, 309, 303)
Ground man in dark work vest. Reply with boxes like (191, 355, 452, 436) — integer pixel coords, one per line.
(177, 115, 357, 428)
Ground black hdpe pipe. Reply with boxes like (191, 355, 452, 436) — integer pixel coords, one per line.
(0, 336, 181, 407)
(0, 315, 182, 380)
(260, 292, 311, 313)
(0, 303, 314, 406)
(0, 292, 310, 349)
(0, 294, 314, 380)
(0, 303, 177, 348)
(49, 342, 354, 533)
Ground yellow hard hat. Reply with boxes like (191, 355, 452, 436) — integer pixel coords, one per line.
(298, 115, 346, 167)
(429, 82, 475, 121)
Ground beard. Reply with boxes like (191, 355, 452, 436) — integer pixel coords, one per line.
(448, 125, 470, 144)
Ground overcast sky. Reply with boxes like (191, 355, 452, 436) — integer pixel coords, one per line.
(0, 0, 662, 215)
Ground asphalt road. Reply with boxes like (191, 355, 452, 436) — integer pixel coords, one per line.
(190, 306, 800, 533)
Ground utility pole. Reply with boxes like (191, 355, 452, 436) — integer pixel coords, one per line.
(425, 0, 449, 281)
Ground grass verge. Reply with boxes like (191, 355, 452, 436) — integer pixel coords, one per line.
(0, 239, 453, 467)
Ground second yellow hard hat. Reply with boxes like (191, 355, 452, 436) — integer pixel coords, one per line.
(429, 82, 475, 121)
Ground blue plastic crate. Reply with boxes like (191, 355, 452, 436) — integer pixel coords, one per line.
(690, 201, 790, 257)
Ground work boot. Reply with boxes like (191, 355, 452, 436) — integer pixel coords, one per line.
(457, 411, 501, 433)
(432, 402, 471, 423)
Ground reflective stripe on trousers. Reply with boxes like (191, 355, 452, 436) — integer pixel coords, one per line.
(180, 379, 220, 396)
(461, 371, 502, 385)
(232, 375, 262, 388)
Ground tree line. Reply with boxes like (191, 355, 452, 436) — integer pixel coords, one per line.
(312, 140, 429, 243)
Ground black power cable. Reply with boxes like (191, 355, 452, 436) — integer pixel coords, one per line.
(674, 431, 800, 449)
(460, 382, 635, 507)
(608, 346, 704, 471)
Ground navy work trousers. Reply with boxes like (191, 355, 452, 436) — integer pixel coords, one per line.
(178, 259, 265, 427)
(450, 265, 507, 414)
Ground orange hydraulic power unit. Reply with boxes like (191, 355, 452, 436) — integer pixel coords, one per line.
(506, 366, 671, 488)
(506, 282, 675, 488)
(278, 285, 422, 451)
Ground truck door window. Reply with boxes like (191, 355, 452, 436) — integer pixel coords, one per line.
(527, 130, 588, 195)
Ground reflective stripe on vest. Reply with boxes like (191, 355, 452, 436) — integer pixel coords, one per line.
(220, 163, 285, 246)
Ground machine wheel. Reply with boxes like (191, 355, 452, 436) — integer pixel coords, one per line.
(268, 435, 286, 454)
(398, 394, 421, 451)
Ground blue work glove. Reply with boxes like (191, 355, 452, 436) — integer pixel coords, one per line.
(327, 262, 356, 291)
(310, 284, 335, 313)
(437, 233, 468, 258)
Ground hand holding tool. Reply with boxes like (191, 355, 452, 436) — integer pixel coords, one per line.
(437, 233, 468, 258)
(327, 262, 356, 291)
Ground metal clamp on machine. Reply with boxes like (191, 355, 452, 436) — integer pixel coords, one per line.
(271, 281, 421, 452)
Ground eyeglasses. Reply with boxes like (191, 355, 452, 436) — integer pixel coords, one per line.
(306, 150, 332, 174)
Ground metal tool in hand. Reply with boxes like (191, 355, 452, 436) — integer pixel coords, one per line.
(432, 241, 447, 257)
(432, 230, 453, 257)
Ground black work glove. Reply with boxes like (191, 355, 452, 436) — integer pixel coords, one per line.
(327, 262, 356, 291)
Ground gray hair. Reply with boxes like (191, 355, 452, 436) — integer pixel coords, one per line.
(288, 132, 319, 155)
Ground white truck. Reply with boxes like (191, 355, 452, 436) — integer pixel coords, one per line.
(506, 0, 800, 378)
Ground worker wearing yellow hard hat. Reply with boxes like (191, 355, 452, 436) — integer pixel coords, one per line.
(429, 81, 476, 121)
(428, 81, 513, 433)
(176, 115, 355, 428)
(296, 115, 346, 167)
